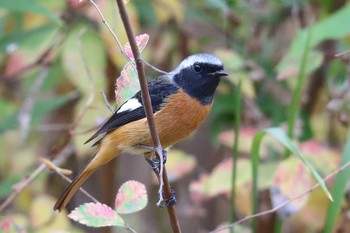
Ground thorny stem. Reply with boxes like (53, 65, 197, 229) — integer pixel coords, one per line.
(115, 0, 181, 232)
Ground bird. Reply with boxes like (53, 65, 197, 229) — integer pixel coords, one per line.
(53, 53, 228, 211)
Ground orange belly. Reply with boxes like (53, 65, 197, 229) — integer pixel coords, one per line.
(100, 89, 213, 155)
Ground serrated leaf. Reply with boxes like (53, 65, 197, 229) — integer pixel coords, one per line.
(68, 203, 124, 227)
(115, 34, 149, 105)
(115, 63, 140, 106)
(124, 34, 149, 59)
(115, 181, 147, 214)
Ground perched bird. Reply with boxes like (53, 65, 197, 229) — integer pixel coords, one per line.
(54, 53, 228, 211)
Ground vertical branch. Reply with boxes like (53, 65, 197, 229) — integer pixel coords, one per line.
(115, 1, 181, 233)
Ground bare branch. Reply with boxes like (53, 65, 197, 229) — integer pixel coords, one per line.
(18, 67, 49, 144)
(335, 50, 350, 58)
(142, 58, 167, 74)
(86, 0, 124, 51)
(100, 89, 115, 113)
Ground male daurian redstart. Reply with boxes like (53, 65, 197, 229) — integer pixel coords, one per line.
(54, 53, 228, 211)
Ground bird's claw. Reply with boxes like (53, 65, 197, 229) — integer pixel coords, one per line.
(158, 188, 176, 208)
(141, 145, 167, 175)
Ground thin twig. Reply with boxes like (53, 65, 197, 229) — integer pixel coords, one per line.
(0, 145, 74, 213)
(55, 167, 99, 203)
(142, 58, 167, 74)
(335, 50, 350, 58)
(47, 161, 137, 233)
(87, 0, 165, 76)
(100, 89, 115, 113)
(115, 0, 181, 232)
(87, 0, 124, 51)
(86, 0, 136, 74)
(18, 67, 49, 144)
(210, 160, 350, 233)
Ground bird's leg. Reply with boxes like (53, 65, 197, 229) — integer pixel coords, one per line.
(140, 145, 176, 207)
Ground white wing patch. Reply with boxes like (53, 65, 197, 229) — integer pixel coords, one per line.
(117, 98, 142, 113)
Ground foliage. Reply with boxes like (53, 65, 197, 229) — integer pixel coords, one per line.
(69, 181, 147, 228)
(1, 0, 350, 233)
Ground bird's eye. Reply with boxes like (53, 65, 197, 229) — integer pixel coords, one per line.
(193, 64, 202, 73)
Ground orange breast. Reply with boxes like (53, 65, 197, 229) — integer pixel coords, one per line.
(153, 89, 212, 147)
(101, 90, 213, 155)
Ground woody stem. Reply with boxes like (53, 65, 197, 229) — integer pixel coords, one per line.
(115, 1, 181, 233)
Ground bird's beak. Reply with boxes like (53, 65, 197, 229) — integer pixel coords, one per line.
(210, 70, 229, 77)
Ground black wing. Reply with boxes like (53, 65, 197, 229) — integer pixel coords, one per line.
(85, 75, 179, 145)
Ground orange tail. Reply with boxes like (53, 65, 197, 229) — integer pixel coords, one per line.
(54, 141, 122, 212)
(53, 162, 97, 212)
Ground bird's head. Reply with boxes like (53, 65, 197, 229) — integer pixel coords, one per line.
(171, 53, 228, 105)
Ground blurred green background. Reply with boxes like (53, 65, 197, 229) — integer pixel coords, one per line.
(1, 0, 350, 232)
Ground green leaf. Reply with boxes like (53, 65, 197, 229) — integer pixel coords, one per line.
(0, 0, 62, 24)
(115, 63, 140, 106)
(115, 34, 150, 105)
(277, 5, 350, 78)
(0, 23, 59, 53)
(250, 130, 265, 232)
(0, 176, 21, 198)
(68, 203, 124, 227)
(265, 128, 332, 201)
(115, 180, 148, 214)
(0, 93, 74, 133)
(323, 129, 350, 233)
(215, 49, 256, 99)
(31, 93, 77, 125)
(250, 127, 333, 231)
(62, 26, 107, 97)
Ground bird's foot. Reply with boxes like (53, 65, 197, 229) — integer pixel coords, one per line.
(138, 144, 167, 175)
(145, 150, 167, 175)
(158, 188, 176, 208)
